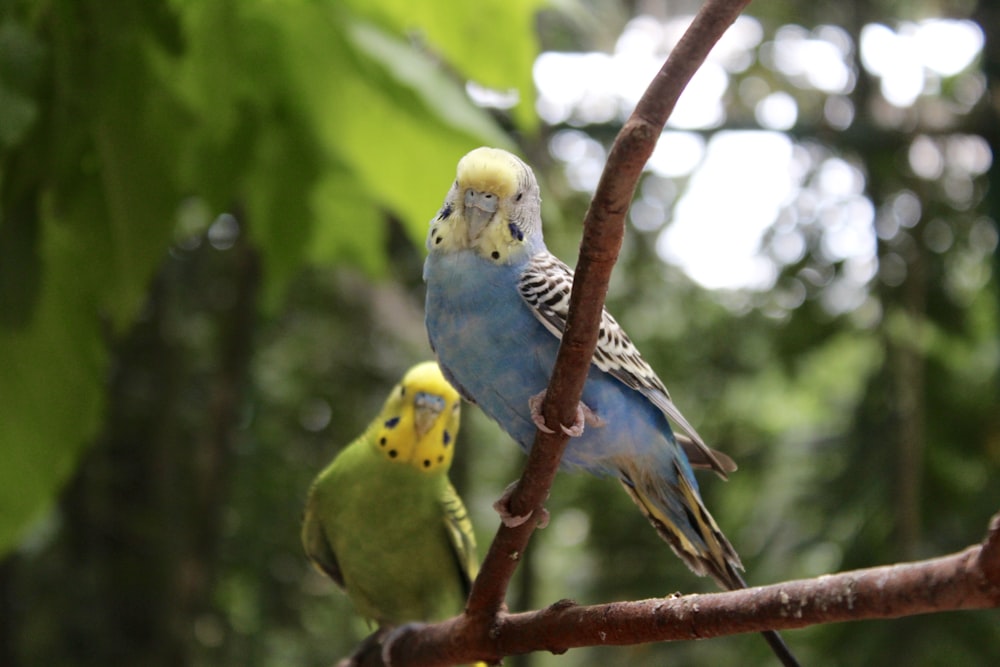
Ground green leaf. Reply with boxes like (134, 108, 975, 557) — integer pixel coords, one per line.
(309, 164, 386, 274)
(0, 213, 106, 555)
(0, 83, 38, 148)
(0, 20, 45, 147)
(0, 0, 191, 555)
(0, 0, 542, 557)
(345, 0, 543, 130)
(346, 22, 513, 150)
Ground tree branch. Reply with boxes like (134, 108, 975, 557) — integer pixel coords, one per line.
(336, 1, 1000, 665)
(347, 513, 1000, 666)
(464, 0, 754, 620)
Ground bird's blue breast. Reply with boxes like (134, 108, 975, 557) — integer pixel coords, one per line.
(424, 249, 692, 487)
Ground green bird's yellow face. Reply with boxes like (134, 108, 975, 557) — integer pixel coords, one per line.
(427, 146, 542, 264)
(371, 361, 461, 473)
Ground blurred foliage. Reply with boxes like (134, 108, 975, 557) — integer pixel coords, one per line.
(0, 0, 537, 557)
(2, 0, 999, 666)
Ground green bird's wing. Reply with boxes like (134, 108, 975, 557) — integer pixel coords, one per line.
(441, 481, 478, 597)
(302, 477, 345, 589)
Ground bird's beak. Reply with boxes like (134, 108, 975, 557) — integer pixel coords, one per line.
(464, 188, 499, 240)
(413, 391, 447, 439)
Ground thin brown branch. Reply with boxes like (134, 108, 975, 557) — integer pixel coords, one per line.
(349, 512, 1000, 666)
(464, 0, 754, 621)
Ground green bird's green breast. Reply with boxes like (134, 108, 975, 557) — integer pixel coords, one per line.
(313, 441, 469, 625)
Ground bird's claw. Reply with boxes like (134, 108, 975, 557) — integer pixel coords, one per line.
(529, 390, 604, 437)
(560, 411, 585, 437)
(528, 392, 556, 433)
(493, 481, 550, 529)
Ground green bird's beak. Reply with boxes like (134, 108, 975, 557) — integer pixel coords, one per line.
(464, 188, 498, 240)
(413, 391, 447, 440)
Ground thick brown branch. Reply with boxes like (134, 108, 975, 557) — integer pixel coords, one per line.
(492, 545, 1000, 652)
(979, 513, 1000, 582)
(464, 0, 753, 621)
(353, 513, 1000, 666)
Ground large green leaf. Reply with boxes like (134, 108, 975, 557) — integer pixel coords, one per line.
(0, 216, 107, 552)
(166, 1, 521, 295)
(0, 1, 192, 555)
(346, 0, 543, 130)
(0, 0, 543, 556)
(309, 164, 386, 274)
(336, 20, 518, 244)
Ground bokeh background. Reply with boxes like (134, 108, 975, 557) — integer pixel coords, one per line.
(1, 0, 998, 665)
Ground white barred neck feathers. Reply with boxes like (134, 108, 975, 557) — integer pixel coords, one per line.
(426, 147, 542, 264)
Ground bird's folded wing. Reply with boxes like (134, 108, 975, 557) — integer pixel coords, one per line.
(519, 252, 734, 478)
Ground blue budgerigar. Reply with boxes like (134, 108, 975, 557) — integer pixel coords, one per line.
(423, 147, 799, 666)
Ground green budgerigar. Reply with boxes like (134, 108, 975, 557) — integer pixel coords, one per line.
(302, 361, 478, 632)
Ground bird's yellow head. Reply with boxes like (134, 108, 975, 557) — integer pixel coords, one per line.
(426, 147, 542, 264)
(371, 361, 462, 474)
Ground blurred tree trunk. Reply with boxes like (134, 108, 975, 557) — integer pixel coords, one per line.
(506, 537, 537, 667)
(889, 239, 927, 559)
(0, 559, 14, 667)
(972, 2, 1000, 490)
(16, 214, 259, 666)
(843, 0, 926, 561)
(974, 0, 1000, 393)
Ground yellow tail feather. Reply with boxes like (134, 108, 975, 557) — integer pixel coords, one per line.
(619, 460, 743, 591)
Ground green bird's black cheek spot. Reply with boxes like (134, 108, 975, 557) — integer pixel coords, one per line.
(388, 449, 398, 458)
(423, 459, 431, 468)
(491, 251, 500, 260)
(442, 431, 451, 446)
(384, 416, 400, 429)
(379, 437, 387, 446)
(437, 455, 444, 463)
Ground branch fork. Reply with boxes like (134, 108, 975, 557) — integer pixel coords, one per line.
(338, 0, 1000, 664)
